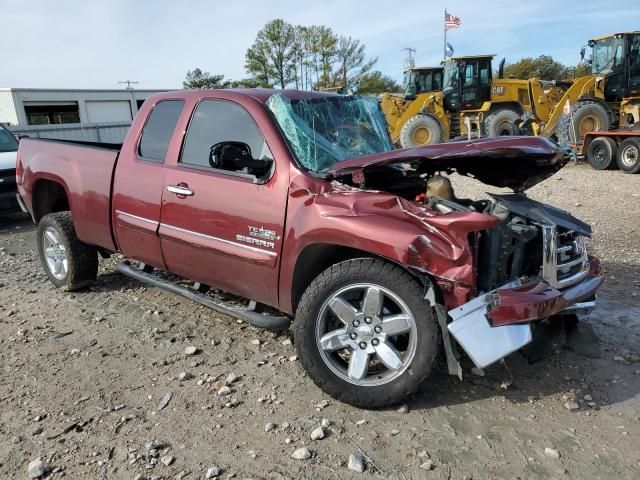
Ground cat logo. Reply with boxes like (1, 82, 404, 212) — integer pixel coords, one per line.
(492, 86, 505, 96)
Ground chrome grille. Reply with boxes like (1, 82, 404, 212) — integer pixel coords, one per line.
(541, 225, 589, 289)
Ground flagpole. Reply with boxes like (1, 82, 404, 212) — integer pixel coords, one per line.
(444, 8, 447, 61)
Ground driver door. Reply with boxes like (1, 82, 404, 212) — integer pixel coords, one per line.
(158, 98, 288, 306)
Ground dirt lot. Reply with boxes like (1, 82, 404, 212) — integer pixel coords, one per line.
(1, 163, 639, 480)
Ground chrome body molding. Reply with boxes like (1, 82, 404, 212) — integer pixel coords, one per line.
(115, 210, 159, 226)
(160, 223, 277, 257)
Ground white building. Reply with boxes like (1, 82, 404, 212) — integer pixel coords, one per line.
(0, 87, 169, 127)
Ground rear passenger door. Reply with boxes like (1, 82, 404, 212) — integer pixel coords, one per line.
(158, 98, 289, 307)
(112, 99, 184, 269)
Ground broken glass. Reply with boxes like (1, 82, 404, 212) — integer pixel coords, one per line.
(266, 93, 393, 172)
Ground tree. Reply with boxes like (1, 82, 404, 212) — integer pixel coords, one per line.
(355, 71, 401, 95)
(230, 77, 271, 88)
(333, 36, 377, 89)
(503, 55, 568, 80)
(183, 68, 230, 89)
(245, 19, 298, 88)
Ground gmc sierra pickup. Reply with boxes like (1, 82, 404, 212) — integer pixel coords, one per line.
(16, 89, 603, 408)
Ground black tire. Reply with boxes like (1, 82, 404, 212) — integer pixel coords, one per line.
(616, 137, 640, 174)
(37, 212, 98, 290)
(586, 136, 618, 170)
(556, 100, 611, 144)
(484, 109, 520, 137)
(399, 115, 442, 148)
(294, 258, 438, 408)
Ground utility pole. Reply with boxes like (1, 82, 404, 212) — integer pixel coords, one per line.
(118, 81, 140, 118)
(118, 80, 139, 90)
(402, 47, 416, 69)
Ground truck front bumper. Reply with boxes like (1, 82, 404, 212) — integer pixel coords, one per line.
(447, 257, 604, 369)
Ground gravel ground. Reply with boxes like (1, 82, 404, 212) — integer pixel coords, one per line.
(0, 163, 639, 479)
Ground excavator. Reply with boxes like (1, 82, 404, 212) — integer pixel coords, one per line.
(380, 56, 533, 147)
(523, 31, 640, 142)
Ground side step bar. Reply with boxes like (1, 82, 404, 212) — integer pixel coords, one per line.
(117, 261, 290, 331)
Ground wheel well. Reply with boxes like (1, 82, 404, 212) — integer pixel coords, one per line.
(290, 243, 437, 313)
(488, 102, 524, 116)
(32, 180, 70, 222)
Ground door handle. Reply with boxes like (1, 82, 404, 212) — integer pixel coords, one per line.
(167, 185, 194, 196)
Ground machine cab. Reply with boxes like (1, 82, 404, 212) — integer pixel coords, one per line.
(588, 32, 640, 101)
(442, 55, 494, 112)
(403, 67, 444, 100)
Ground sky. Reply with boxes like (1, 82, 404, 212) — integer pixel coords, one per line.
(1, 0, 639, 90)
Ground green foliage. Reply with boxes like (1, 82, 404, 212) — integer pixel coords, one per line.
(355, 71, 401, 95)
(503, 55, 569, 80)
(230, 78, 271, 88)
(245, 19, 298, 89)
(183, 68, 230, 89)
(245, 20, 376, 90)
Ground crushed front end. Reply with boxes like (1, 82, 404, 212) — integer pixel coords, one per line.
(446, 194, 604, 369)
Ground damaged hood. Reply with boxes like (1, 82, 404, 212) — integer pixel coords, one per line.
(324, 136, 568, 192)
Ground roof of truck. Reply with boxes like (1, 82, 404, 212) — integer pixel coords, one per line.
(147, 88, 340, 105)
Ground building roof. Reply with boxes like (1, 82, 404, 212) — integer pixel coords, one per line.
(0, 87, 168, 93)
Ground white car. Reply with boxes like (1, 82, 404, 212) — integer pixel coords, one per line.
(0, 124, 20, 212)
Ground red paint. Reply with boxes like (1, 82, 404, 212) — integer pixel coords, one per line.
(488, 257, 604, 326)
(17, 89, 603, 323)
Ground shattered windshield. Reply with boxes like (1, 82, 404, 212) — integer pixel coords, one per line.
(266, 93, 393, 172)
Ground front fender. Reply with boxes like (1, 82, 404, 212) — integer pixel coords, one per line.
(279, 180, 500, 312)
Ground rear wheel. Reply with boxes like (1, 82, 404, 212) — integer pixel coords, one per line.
(399, 115, 442, 148)
(586, 136, 618, 170)
(616, 138, 640, 173)
(37, 212, 98, 290)
(484, 109, 520, 137)
(294, 258, 438, 408)
(557, 101, 610, 144)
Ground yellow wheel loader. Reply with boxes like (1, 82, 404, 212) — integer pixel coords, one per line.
(380, 56, 532, 147)
(523, 32, 640, 143)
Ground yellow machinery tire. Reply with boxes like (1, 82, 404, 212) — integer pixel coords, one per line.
(399, 115, 442, 148)
(557, 101, 611, 145)
(484, 109, 521, 137)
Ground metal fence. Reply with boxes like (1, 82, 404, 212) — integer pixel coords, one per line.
(8, 121, 131, 144)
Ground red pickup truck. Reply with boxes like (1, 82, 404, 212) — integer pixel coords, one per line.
(16, 89, 603, 408)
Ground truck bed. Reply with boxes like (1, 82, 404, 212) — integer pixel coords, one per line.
(17, 138, 120, 252)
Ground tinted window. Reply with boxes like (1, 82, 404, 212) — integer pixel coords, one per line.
(138, 100, 184, 161)
(180, 100, 271, 171)
(0, 126, 19, 152)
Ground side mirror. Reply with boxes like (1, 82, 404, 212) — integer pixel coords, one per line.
(209, 141, 271, 176)
(580, 46, 586, 61)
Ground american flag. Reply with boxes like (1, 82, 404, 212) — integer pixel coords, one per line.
(445, 12, 461, 31)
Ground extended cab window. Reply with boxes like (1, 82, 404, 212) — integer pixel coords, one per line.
(180, 100, 273, 177)
(138, 100, 184, 162)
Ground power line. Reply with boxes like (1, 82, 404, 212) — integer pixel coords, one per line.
(118, 80, 139, 90)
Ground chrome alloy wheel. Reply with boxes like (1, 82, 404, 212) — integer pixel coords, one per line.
(42, 227, 68, 280)
(315, 283, 417, 387)
(620, 144, 638, 168)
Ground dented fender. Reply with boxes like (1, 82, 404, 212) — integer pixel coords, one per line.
(278, 169, 500, 313)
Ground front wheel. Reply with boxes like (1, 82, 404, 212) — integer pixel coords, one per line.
(294, 258, 438, 408)
(37, 212, 98, 290)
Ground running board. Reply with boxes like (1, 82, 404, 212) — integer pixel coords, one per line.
(117, 261, 290, 331)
